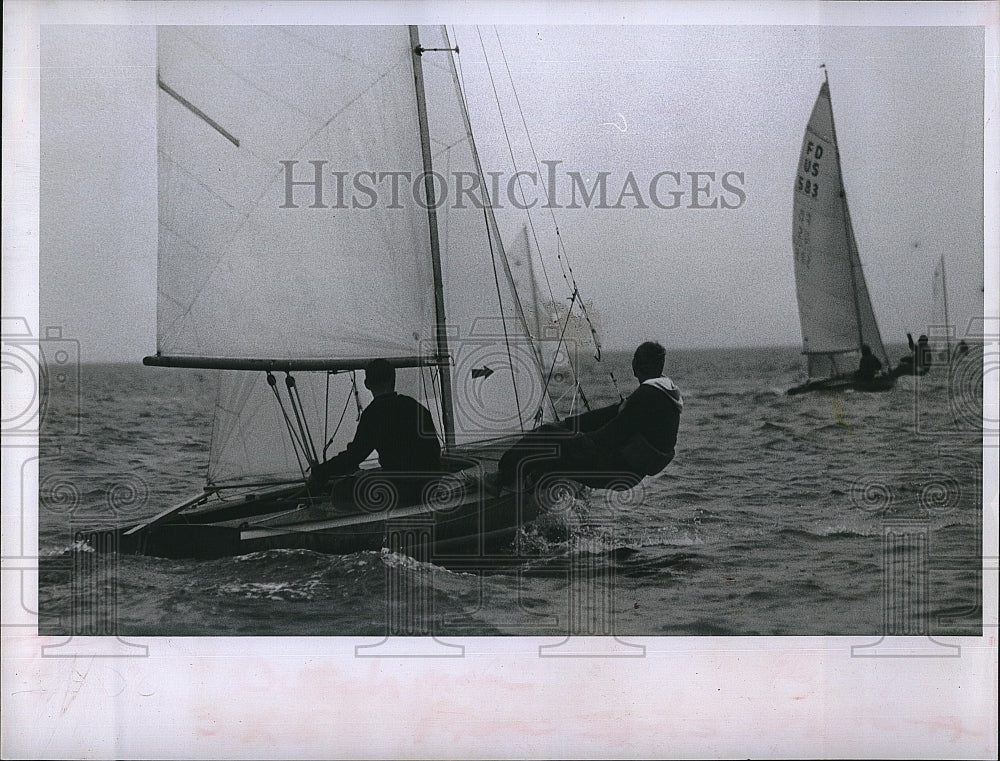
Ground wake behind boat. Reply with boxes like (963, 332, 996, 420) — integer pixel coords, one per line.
(106, 26, 606, 560)
(788, 72, 896, 396)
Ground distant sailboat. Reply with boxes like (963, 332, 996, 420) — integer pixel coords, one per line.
(929, 254, 952, 364)
(113, 26, 594, 559)
(788, 74, 895, 395)
(507, 222, 599, 416)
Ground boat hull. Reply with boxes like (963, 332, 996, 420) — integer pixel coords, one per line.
(787, 373, 896, 395)
(99, 435, 639, 560)
(113, 488, 541, 560)
(108, 442, 557, 560)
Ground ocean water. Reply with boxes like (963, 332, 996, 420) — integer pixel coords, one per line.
(35, 346, 983, 636)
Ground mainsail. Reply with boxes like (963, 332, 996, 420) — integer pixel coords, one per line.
(792, 80, 890, 380)
(154, 26, 556, 487)
(157, 26, 436, 362)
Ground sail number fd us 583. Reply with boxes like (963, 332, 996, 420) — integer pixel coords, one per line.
(796, 141, 824, 199)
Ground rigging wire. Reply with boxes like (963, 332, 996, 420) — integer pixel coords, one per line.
(471, 26, 598, 410)
(285, 373, 318, 466)
(419, 364, 446, 447)
(322, 375, 358, 459)
(491, 28, 605, 365)
(474, 28, 559, 313)
(544, 288, 593, 413)
(266, 372, 309, 477)
(451, 29, 554, 420)
(465, 33, 566, 418)
(447, 26, 555, 425)
(608, 369, 625, 402)
(482, 204, 526, 432)
(323, 371, 331, 455)
(350, 370, 363, 420)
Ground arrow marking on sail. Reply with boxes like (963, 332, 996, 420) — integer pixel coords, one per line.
(471, 366, 494, 379)
(158, 77, 240, 148)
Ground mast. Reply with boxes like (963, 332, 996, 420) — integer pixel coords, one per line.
(410, 25, 456, 450)
(824, 69, 867, 358)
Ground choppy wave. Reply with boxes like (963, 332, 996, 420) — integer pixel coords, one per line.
(214, 579, 323, 602)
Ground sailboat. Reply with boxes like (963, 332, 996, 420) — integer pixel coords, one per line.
(787, 73, 896, 396)
(506, 223, 591, 408)
(929, 254, 953, 364)
(113, 25, 588, 559)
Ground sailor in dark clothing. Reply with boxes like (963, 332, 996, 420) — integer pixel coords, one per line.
(496, 341, 683, 491)
(855, 344, 882, 382)
(893, 333, 932, 377)
(308, 359, 441, 505)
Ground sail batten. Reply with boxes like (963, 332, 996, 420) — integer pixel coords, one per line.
(158, 78, 241, 147)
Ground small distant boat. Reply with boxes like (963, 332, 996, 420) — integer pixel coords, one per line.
(788, 73, 895, 396)
(886, 254, 949, 379)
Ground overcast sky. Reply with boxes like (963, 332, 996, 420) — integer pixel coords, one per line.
(23, 3, 995, 361)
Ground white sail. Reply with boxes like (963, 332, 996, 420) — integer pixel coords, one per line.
(792, 81, 890, 379)
(156, 26, 557, 486)
(207, 368, 432, 487)
(508, 225, 546, 344)
(157, 26, 436, 362)
(929, 255, 951, 360)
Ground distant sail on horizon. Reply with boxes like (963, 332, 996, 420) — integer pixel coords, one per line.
(929, 254, 952, 361)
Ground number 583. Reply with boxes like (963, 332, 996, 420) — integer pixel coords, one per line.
(797, 175, 819, 198)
